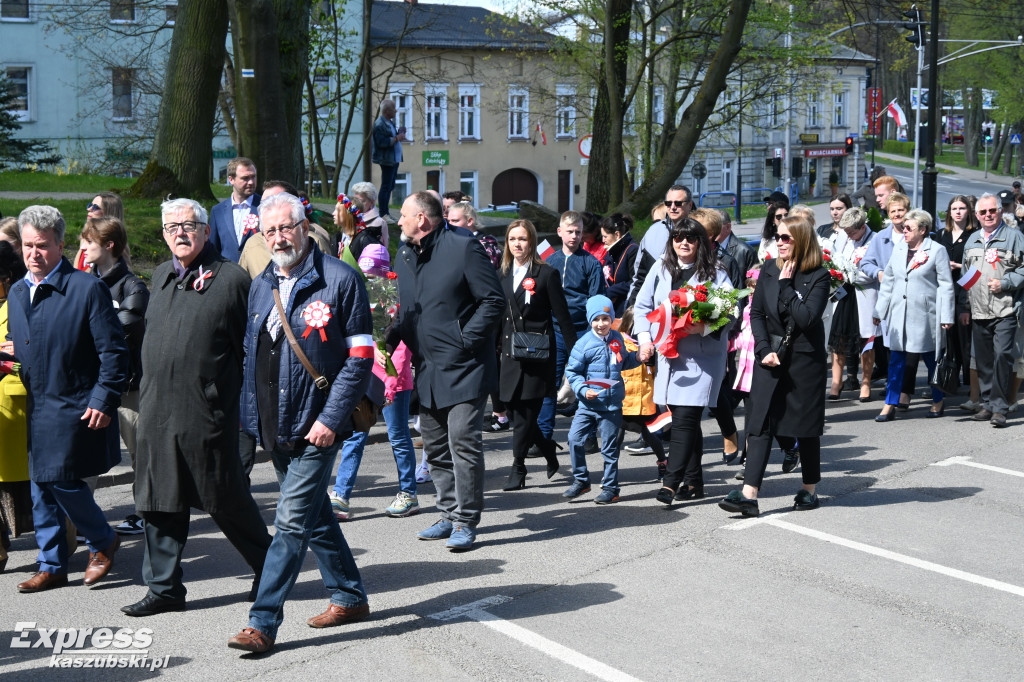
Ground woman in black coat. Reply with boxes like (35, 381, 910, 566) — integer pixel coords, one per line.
(600, 213, 638, 317)
(499, 219, 577, 490)
(720, 216, 830, 517)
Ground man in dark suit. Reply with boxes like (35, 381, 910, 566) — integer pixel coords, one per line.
(209, 157, 261, 262)
(392, 192, 504, 551)
(7, 205, 128, 593)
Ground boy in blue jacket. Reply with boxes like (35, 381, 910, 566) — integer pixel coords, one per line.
(563, 295, 640, 504)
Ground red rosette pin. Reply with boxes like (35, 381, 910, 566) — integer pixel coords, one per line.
(302, 300, 332, 342)
(242, 213, 260, 238)
(985, 248, 1000, 270)
(608, 338, 623, 363)
(522, 277, 536, 304)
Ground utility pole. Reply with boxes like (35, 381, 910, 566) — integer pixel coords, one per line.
(783, 3, 793, 202)
(903, 6, 925, 207)
(922, 0, 940, 218)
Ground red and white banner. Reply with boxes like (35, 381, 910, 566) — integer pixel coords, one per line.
(957, 266, 981, 290)
(584, 378, 619, 391)
(538, 239, 555, 260)
(646, 411, 672, 433)
(885, 99, 907, 128)
(345, 333, 375, 358)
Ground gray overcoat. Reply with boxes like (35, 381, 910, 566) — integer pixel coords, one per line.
(874, 237, 955, 353)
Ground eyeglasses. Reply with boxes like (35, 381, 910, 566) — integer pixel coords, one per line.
(776, 234, 794, 244)
(665, 200, 688, 208)
(671, 232, 699, 244)
(86, 203, 101, 212)
(162, 221, 203, 234)
(263, 220, 304, 239)
(978, 208, 1000, 216)
(901, 224, 919, 232)
(774, 213, 788, 221)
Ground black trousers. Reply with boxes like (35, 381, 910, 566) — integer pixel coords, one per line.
(743, 428, 821, 490)
(238, 429, 258, 486)
(140, 502, 271, 601)
(664, 405, 704, 491)
(508, 397, 545, 464)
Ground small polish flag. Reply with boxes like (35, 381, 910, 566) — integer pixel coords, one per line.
(345, 333, 376, 358)
(584, 378, 619, 391)
(885, 99, 907, 128)
(862, 336, 874, 353)
(646, 411, 672, 433)
(536, 122, 547, 145)
(538, 239, 556, 260)
(957, 266, 981, 290)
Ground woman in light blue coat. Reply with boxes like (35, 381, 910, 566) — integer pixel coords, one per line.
(634, 218, 733, 503)
(873, 209, 955, 421)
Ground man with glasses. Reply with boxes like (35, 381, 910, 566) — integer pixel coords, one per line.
(123, 198, 271, 617)
(227, 192, 373, 654)
(959, 193, 1024, 427)
(210, 157, 261, 261)
(627, 184, 693, 307)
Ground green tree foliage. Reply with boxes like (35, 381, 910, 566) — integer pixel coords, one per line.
(0, 76, 60, 170)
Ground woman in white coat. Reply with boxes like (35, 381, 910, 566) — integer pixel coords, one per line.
(873, 209, 955, 421)
(634, 218, 733, 504)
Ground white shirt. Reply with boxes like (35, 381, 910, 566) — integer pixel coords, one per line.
(512, 263, 529, 292)
(232, 195, 256, 245)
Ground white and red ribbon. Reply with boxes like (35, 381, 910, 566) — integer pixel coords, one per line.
(909, 250, 929, 271)
(242, 213, 260, 238)
(522, 277, 536, 304)
(608, 338, 622, 363)
(345, 333, 375, 358)
(985, 248, 1000, 270)
(193, 266, 212, 291)
(302, 301, 332, 341)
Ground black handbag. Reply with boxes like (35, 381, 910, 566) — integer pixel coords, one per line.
(508, 288, 550, 361)
(930, 347, 960, 396)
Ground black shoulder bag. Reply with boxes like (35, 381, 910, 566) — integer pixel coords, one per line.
(508, 287, 550, 362)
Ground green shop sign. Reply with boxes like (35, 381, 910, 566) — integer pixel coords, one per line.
(422, 150, 449, 166)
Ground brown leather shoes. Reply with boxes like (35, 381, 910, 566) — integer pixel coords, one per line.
(227, 627, 274, 654)
(83, 534, 121, 587)
(306, 601, 370, 628)
(17, 571, 69, 593)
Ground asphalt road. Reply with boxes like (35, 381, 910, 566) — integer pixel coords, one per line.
(2, 366, 1023, 680)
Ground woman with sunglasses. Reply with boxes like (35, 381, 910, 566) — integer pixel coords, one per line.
(938, 195, 980, 406)
(77, 192, 125, 272)
(720, 217, 830, 516)
(873, 210, 954, 421)
(634, 218, 734, 504)
(757, 202, 789, 263)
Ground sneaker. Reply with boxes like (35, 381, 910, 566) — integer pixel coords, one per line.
(594, 489, 620, 505)
(417, 519, 453, 540)
(411, 416, 421, 434)
(625, 438, 653, 455)
(781, 449, 800, 474)
(486, 415, 510, 432)
(329, 493, 351, 521)
(385, 492, 420, 518)
(415, 464, 432, 484)
(113, 514, 144, 536)
(959, 399, 981, 413)
(562, 480, 592, 499)
(446, 524, 476, 551)
(793, 489, 820, 511)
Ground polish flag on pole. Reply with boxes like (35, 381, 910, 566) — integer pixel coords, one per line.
(584, 378, 619, 391)
(646, 411, 672, 433)
(885, 99, 907, 128)
(957, 266, 982, 290)
(537, 239, 556, 260)
(536, 122, 547, 145)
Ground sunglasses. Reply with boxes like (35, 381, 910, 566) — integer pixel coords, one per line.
(671, 232, 699, 244)
(665, 200, 688, 208)
(774, 213, 788, 221)
(776, 233, 793, 244)
(86, 203, 101, 212)
(978, 208, 1000, 216)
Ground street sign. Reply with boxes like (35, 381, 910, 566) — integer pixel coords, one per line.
(1012, 134, 1022, 145)
(691, 162, 707, 179)
(799, 133, 819, 144)
(578, 135, 592, 159)
(422, 150, 449, 166)
(804, 147, 847, 158)
(774, 148, 783, 158)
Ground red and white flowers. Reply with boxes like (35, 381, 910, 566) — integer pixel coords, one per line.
(909, 250, 929, 271)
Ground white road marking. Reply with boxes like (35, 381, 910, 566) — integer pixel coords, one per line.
(932, 455, 1024, 479)
(429, 595, 643, 682)
(741, 517, 1024, 598)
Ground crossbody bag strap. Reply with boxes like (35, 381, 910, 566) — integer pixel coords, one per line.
(507, 283, 526, 334)
(273, 288, 329, 391)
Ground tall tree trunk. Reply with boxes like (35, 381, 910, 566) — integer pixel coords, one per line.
(274, 0, 311, 183)
(585, 66, 613, 213)
(961, 86, 981, 167)
(602, 0, 633, 209)
(128, 0, 228, 200)
(617, 0, 753, 216)
(991, 123, 1008, 171)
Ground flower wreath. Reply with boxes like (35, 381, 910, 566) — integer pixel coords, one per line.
(337, 193, 367, 232)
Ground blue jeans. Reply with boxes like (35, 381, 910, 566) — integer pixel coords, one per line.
(249, 440, 366, 640)
(31, 479, 116, 573)
(538, 327, 587, 439)
(378, 164, 399, 216)
(886, 350, 941, 405)
(333, 389, 417, 499)
(567, 406, 624, 494)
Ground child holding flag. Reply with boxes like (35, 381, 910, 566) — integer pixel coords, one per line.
(563, 295, 640, 503)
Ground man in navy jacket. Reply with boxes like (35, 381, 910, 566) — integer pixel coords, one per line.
(7, 205, 128, 593)
(209, 157, 261, 261)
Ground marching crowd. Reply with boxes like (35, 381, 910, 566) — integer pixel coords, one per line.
(0, 154, 1021, 655)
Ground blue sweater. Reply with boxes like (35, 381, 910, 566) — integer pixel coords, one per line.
(565, 329, 640, 412)
(544, 249, 606, 332)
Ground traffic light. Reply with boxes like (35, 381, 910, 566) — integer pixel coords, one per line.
(903, 8, 923, 49)
(845, 136, 854, 154)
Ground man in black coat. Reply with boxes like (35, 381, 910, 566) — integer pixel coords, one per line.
(122, 198, 272, 617)
(392, 192, 504, 551)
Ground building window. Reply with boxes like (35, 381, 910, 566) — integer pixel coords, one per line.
(723, 159, 733, 192)
(5, 66, 30, 120)
(389, 83, 413, 142)
(1, 0, 30, 20)
(833, 90, 846, 127)
(808, 92, 819, 128)
(110, 0, 134, 22)
(555, 85, 576, 139)
(424, 84, 447, 141)
(458, 84, 480, 140)
(460, 171, 477, 205)
(164, 2, 177, 25)
(312, 71, 331, 118)
(653, 86, 665, 127)
(112, 68, 133, 120)
(770, 93, 781, 127)
(392, 172, 412, 207)
(508, 86, 528, 139)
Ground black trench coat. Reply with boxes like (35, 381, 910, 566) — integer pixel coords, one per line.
(134, 248, 252, 514)
(747, 259, 830, 438)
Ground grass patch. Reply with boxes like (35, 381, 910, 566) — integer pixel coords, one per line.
(878, 143, 985, 173)
(1, 171, 233, 200)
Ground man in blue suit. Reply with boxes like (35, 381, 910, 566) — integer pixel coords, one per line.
(7, 205, 129, 593)
(209, 157, 261, 261)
